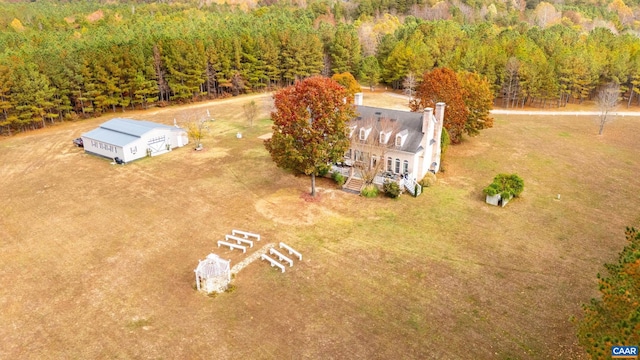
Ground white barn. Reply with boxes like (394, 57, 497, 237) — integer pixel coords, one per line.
(82, 118, 189, 163)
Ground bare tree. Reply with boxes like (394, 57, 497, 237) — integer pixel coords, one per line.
(596, 83, 620, 135)
(243, 100, 258, 127)
(403, 72, 418, 102)
(533, 2, 561, 28)
(350, 116, 399, 185)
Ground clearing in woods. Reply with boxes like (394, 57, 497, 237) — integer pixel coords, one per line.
(0, 91, 639, 359)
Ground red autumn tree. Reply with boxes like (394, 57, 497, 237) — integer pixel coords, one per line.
(409, 67, 469, 144)
(264, 76, 354, 196)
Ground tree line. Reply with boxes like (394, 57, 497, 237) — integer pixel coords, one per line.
(1, 1, 640, 135)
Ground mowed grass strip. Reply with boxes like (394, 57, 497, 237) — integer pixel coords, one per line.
(0, 92, 638, 359)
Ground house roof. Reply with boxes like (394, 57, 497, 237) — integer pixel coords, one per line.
(82, 118, 181, 147)
(353, 106, 426, 153)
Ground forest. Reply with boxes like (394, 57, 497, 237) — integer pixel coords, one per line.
(1, 0, 640, 135)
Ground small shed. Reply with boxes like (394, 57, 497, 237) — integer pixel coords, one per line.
(194, 254, 231, 293)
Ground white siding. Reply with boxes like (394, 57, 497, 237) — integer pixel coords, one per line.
(83, 137, 124, 161)
(122, 142, 147, 162)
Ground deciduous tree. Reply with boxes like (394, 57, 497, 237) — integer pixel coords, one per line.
(185, 117, 208, 149)
(410, 68, 468, 143)
(457, 71, 494, 135)
(243, 100, 258, 127)
(349, 116, 399, 185)
(265, 76, 354, 196)
(596, 83, 620, 135)
(402, 71, 418, 101)
(331, 72, 360, 99)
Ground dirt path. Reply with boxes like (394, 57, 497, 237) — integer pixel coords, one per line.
(383, 92, 640, 116)
(146, 92, 273, 116)
(491, 109, 640, 116)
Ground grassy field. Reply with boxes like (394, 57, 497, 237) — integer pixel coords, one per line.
(1, 91, 639, 359)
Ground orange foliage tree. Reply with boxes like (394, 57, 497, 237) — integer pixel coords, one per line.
(409, 68, 469, 143)
(264, 76, 354, 196)
(576, 227, 640, 359)
(331, 72, 360, 101)
(457, 71, 494, 136)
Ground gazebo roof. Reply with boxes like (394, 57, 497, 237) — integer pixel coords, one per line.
(195, 254, 230, 279)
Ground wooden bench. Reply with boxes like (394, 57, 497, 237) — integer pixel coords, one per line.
(217, 240, 246, 253)
(231, 229, 261, 241)
(225, 234, 254, 248)
(261, 254, 285, 273)
(279, 242, 302, 261)
(269, 248, 293, 267)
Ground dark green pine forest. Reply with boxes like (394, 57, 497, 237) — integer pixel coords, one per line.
(1, 0, 640, 135)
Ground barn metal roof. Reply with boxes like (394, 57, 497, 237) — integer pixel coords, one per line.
(82, 127, 139, 147)
(82, 118, 180, 147)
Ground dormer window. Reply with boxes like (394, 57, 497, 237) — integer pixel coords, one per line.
(395, 129, 408, 147)
(349, 125, 357, 138)
(379, 130, 391, 144)
(359, 126, 372, 141)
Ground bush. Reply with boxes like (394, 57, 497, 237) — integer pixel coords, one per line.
(332, 171, 346, 186)
(383, 180, 401, 198)
(483, 173, 524, 199)
(419, 172, 437, 188)
(441, 127, 451, 156)
(439, 127, 451, 171)
(318, 166, 330, 177)
(360, 184, 379, 198)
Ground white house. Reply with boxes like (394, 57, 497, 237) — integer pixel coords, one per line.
(336, 93, 445, 195)
(82, 118, 189, 163)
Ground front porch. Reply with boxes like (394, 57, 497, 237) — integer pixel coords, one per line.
(331, 164, 422, 196)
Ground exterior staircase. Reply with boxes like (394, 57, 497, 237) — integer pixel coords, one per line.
(342, 177, 364, 194)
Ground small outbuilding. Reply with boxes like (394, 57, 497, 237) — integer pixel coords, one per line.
(194, 254, 231, 294)
(81, 118, 188, 163)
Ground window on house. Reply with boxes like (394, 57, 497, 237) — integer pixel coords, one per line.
(387, 157, 392, 171)
(359, 128, 366, 141)
(349, 125, 357, 138)
(371, 155, 377, 168)
(395, 135, 402, 147)
(345, 149, 352, 159)
(355, 150, 361, 161)
(380, 131, 390, 144)
(403, 160, 409, 174)
(395, 158, 400, 173)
